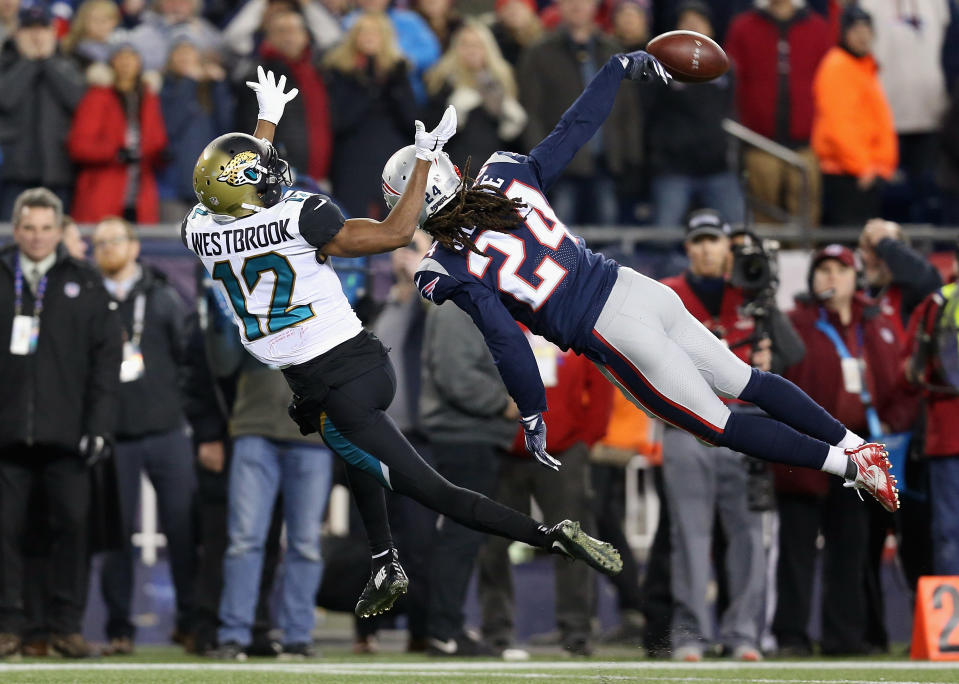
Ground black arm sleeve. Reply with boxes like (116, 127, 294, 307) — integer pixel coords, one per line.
(84, 281, 123, 437)
(874, 238, 943, 322)
(298, 194, 347, 251)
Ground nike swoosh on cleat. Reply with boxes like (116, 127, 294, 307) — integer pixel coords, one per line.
(864, 464, 884, 487)
(373, 565, 387, 590)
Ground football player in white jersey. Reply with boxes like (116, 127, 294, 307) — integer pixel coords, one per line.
(183, 67, 623, 624)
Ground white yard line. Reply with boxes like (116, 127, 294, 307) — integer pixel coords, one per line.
(634, 678, 934, 684)
(0, 661, 956, 673)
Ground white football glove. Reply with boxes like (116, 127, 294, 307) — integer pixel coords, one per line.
(414, 104, 457, 161)
(245, 65, 299, 125)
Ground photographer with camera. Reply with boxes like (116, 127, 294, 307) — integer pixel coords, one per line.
(658, 209, 803, 662)
(772, 244, 914, 656)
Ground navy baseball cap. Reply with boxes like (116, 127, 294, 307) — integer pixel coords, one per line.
(685, 209, 731, 241)
(18, 3, 53, 28)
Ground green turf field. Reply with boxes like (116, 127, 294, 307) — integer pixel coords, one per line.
(1, 650, 957, 684)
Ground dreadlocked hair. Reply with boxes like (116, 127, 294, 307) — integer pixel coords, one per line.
(422, 157, 527, 256)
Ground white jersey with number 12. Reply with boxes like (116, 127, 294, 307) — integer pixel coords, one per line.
(182, 190, 362, 367)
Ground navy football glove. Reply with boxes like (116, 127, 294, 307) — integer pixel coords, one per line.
(520, 414, 561, 471)
(618, 51, 671, 84)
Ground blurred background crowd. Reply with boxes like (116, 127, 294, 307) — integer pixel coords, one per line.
(2, 0, 959, 665)
(0, 0, 956, 227)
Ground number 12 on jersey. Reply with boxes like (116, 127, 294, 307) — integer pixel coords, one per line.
(212, 252, 314, 341)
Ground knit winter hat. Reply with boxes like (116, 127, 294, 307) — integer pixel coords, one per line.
(840, 4, 873, 33)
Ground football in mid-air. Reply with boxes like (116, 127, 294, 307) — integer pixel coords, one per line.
(646, 30, 729, 83)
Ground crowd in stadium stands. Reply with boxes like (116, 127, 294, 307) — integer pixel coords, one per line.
(0, 0, 956, 227)
(3, 0, 959, 664)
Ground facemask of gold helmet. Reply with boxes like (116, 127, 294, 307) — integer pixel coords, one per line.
(193, 133, 293, 218)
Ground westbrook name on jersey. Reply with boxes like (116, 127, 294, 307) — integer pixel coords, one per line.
(182, 190, 362, 367)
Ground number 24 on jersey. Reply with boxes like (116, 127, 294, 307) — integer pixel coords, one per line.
(466, 181, 570, 311)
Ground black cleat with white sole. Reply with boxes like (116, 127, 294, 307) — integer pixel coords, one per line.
(355, 548, 409, 618)
(547, 520, 623, 576)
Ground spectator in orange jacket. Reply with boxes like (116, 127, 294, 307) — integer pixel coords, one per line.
(68, 38, 168, 224)
(812, 5, 897, 226)
(477, 331, 613, 657)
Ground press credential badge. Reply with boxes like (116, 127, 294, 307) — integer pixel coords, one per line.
(10, 315, 38, 355)
(119, 294, 147, 382)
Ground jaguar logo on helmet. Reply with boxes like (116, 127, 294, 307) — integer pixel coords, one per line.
(194, 132, 293, 218)
(217, 151, 262, 187)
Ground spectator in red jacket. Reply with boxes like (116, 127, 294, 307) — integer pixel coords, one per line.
(236, 10, 332, 188)
(773, 244, 913, 656)
(905, 252, 959, 576)
(858, 218, 942, 344)
(725, 0, 832, 224)
(477, 331, 613, 657)
(856, 217, 939, 649)
(67, 39, 168, 224)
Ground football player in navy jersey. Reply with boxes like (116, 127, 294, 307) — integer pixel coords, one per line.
(388, 50, 900, 514)
(185, 68, 624, 634)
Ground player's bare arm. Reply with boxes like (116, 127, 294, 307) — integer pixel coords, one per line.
(322, 106, 458, 258)
(253, 120, 276, 143)
(321, 158, 432, 257)
(242, 66, 458, 258)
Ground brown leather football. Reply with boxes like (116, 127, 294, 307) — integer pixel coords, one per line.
(646, 30, 729, 83)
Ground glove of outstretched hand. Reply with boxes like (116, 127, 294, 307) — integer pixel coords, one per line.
(618, 51, 671, 84)
(413, 104, 457, 161)
(520, 414, 561, 472)
(245, 65, 299, 125)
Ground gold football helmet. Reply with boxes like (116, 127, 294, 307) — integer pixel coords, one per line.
(193, 133, 292, 218)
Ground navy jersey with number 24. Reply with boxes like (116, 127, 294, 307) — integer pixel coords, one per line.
(415, 56, 632, 417)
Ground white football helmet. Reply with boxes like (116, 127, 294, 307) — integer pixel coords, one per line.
(382, 145, 461, 227)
